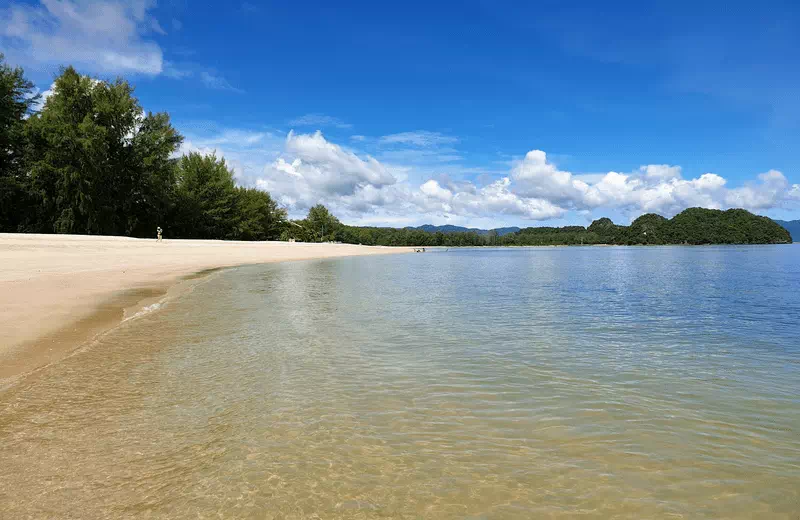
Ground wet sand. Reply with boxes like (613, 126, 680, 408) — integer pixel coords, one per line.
(0, 233, 406, 383)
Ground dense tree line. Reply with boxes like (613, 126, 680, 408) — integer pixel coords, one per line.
(1, 57, 791, 247)
(0, 57, 285, 239)
(280, 207, 790, 247)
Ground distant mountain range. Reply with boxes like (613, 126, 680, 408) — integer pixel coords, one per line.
(774, 220, 800, 241)
(406, 224, 521, 236)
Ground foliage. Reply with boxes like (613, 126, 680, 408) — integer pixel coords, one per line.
(0, 54, 39, 231)
(2, 63, 286, 240)
(23, 66, 183, 235)
(664, 208, 790, 245)
(305, 204, 340, 241)
(170, 153, 238, 239)
(235, 187, 287, 241)
(503, 208, 790, 246)
(294, 206, 791, 247)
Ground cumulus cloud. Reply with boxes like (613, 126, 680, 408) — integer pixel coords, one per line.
(511, 149, 589, 202)
(413, 178, 564, 220)
(179, 128, 284, 183)
(641, 164, 682, 181)
(1, 0, 164, 75)
(724, 170, 796, 210)
(184, 129, 797, 225)
(507, 149, 796, 218)
(255, 131, 400, 211)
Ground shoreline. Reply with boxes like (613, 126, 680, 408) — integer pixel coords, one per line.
(0, 233, 408, 386)
(424, 242, 795, 248)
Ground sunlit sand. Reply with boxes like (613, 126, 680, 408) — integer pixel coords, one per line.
(0, 233, 406, 381)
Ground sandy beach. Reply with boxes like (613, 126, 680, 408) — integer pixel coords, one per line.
(0, 233, 407, 383)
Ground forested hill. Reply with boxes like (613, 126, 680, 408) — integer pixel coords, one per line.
(774, 220, 800, 241)
(568, 209, 791, 246)
(324, 208, 792, 247)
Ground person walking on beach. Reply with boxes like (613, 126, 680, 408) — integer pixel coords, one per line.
(157, 226, 163, 242)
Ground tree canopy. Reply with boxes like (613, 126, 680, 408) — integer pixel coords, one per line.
(0, 59, 286, 240)
(0, 54, 38, 232)
(281, 206, 791, 247)
(22, 66, 183, 235)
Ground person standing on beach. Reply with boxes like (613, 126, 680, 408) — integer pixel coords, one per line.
(157, 227, 163, 242)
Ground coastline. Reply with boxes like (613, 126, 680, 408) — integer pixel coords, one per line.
(0, 233, 408, 385)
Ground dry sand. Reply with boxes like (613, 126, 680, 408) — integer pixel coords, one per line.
(0, 233, 408, 383)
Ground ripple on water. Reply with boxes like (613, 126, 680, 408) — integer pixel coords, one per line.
(1, 247, 799, 519)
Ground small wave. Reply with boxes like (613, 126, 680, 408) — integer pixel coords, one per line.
(124, 302, 163, 322)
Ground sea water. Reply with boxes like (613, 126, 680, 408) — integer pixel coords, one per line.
(1, 246, 799, 518)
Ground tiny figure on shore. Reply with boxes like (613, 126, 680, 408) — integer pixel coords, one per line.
(157, 226, 163, 242)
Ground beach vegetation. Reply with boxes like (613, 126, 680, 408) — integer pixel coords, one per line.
(0, 59, 286, 240)
(0, 53, 39, 232)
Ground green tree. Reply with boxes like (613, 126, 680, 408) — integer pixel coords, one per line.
(171, 152, 238, 239)
(235, 187, 287, 240)
(0, 54, 38, 231)
(324, 208, 790, 247)
(126, 112, 183, 236)
(628, 213, 668, 244)
(305, 204, 340, 241)
(24, 66, 182, 235)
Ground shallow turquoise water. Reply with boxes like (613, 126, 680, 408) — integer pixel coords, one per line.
(1, 245, 799, 518)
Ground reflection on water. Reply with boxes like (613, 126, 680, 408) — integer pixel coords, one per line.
(1, 246, 799, 519)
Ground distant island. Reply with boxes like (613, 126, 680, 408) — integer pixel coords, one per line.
(774, 220, 799, 241)
(322, 208, 792, 247)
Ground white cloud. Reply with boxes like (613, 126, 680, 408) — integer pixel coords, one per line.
(724, 170, 794, 210)
(641, 164, 682, 181)
(181, 129, 799, 225)
(380, 131, 458, 147)
(413, 178, 565, 220)
(149, 17, 166, 35)
(255, 131, 399, 212)
(1, 0, 164, 75)
(289, 114, 352, 129)
(163, 61, 192, 79)
(420, 179, 453, 201)
(179, 128, 284, 183)
(26, 81, 56, 113)
(507, 149, 795, 218)
(200, 71, 243, 93)
(511, 149, 589, 202)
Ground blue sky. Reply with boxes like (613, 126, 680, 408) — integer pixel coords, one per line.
(2, 0, 799, 227)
